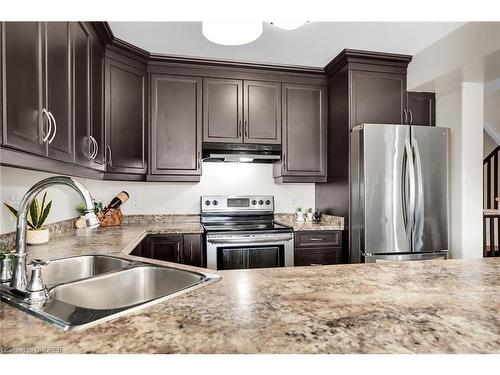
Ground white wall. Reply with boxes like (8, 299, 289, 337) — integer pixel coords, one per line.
(436, 83, 484, 259)
(0, 163, 315, 234)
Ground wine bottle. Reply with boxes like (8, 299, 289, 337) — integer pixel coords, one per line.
(103, 191, 129, 213)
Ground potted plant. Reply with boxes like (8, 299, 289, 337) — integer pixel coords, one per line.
(296, 207, 304, 222)
(306, 207, 314, 221)
(4, 192, 52, 245)
(75, 200, 102, 229)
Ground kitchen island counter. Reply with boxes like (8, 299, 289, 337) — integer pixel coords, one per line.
(1, 224, 500, 353)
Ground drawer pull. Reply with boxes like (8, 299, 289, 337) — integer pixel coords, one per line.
(310, 263, 324, 266)
(309, 238, 325, 241)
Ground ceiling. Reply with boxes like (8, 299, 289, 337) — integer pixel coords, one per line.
(109, 22, 465, 67)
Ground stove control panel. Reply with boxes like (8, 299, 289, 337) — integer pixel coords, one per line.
(201, 195, 274, 212)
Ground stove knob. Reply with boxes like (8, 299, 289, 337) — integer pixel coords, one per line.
(205, 200, 211, 206)
(251, 200, 257, 205)
(265, 199, 271, 205)
(258, 200, 264, 205)
(212, 200, 218, 206)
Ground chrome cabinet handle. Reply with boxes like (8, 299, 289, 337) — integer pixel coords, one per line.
(106, 145, 112, 167)
(197, 151, 201, 169)
(283, 153, 286, 170)
(47, 111, 57, 144)
(92, 137, 99, 159)
(409, 109, 413, 125)
(403, 109, 408, 125)
(41, 109, 52, 142)
(238, 121, 242, 137)
(309, 238, 325, 241)
(89, 136, 98, 160)
(88, 137, 94, 159)
(244, 120, 248, 137)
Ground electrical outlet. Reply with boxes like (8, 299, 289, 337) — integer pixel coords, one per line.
(130, 196, 138, 209)
(292, 198, 297, 207)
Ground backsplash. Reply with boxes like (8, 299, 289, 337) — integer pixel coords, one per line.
(1, 164, 315, 234)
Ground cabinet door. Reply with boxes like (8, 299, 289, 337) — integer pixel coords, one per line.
(203, 78, 242, 143)
(149, 235, 182, 263)
(2, 22, 46, 155)
(150, 74, 202, 177)
(407, 92, 435, 126)
(90, 34, 105, 168)
(181, 234, 203, 267)
(72, 22, 91, 167)
(105, 58, 147, 174)
(350, 70, 407, 127)
(243, 80, 281, 144)
(45, 22, 72, 162)
(281, 83, 327, 177)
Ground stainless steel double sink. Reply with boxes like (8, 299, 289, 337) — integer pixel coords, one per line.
(1, 255, 220, 331)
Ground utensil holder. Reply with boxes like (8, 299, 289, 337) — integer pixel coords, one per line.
(97, 208, 123, 227)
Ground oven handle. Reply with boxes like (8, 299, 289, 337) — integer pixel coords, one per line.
(207, 235, 293, 244)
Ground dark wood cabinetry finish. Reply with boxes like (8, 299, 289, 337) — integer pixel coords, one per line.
(2, 22, 45, 156)
(131, 234, 204, 267)
(351, 70, 407, 126)
(243, 80, 281, 144)
(294, 230, 343, 266)
(90, 34, 105, 167)
(149, 74, 202, 181)
(203, 78, 242, 143)
(105, 56, 147, 176)
(406, 92, 435, 126)
(274, 83, 327, 182)
(45, 22, 72, 162)
(72, 22, 92, 168)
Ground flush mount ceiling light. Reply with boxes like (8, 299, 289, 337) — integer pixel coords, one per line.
(202, 21, 263, 46)
(270, 21, 309, 30)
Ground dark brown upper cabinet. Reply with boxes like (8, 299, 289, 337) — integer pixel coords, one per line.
(243, 80, 281, 144)
(105, 56, 147, 177)
(90, 34, 105, 168)
(406, 92, 436, 126)
(350, 70, 407, 127)
(149, 74, 202, 182)
(2, 22, 46, 156)
(72, 22, 92, 168)
(2, 22, 73, 162)
(274, 83, 327, 182)
(203, 77, 242, 143)
(45, 22, 72, 163)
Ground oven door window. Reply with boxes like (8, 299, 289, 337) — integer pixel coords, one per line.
(217, 246, 284, 270)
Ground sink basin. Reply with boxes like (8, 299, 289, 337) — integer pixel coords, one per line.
(50, 265, 206, 310)
(39, 255, 132, 286)
(1, 254, 220, 330)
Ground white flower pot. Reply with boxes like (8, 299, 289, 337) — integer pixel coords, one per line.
(296, 212, 304, 222)
(26, 228, 50, 245)
(306, 212, 313, 221)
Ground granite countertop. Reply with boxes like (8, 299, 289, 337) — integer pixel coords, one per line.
(1, 222, 500, 353)
(275, 213, 344, 231)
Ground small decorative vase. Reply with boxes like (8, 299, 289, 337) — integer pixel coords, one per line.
(75, 216, 86, 229)
(26, 228, 50, 245)
(306, 212, 313, 221)
(296, 212, 304, 222)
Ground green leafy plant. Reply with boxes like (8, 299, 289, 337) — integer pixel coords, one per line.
(76, 200, 102, 216)
(4, 192, 52, 230)
(307, 208, 313, 214)
(296, 207, 303, 213)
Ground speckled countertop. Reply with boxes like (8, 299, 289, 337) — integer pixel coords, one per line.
(1, 220, 500, 353)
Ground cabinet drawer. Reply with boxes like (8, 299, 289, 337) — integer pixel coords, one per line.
(295, 231, 341, 248)
(294, 247, 342, 266)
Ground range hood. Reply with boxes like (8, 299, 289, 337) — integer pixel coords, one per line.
(202, 143, 281, 163)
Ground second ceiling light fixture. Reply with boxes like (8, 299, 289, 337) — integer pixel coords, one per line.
(202, 21, 308, 46)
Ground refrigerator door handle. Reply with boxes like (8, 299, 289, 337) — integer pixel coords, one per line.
(404, 138, 416, 243)
(412, 138, 424, 248)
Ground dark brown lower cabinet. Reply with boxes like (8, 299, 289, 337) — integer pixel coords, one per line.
(294, 230, 344, 266)
(131, 234, 204, 268)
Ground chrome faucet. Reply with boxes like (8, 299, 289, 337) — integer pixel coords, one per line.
(10, 176, 100, 292)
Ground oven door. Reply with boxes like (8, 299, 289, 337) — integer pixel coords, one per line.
(206, 233, 294, 270)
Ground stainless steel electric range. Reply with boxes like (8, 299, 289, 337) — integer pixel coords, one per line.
(201, 195, 294, 270)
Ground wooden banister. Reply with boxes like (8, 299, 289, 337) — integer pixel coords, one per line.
(484, 146, 500, 257)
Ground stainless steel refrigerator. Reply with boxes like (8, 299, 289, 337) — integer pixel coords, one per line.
(350, 124, 450, 262)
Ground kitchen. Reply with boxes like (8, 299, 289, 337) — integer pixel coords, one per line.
(1, 1, 499, 371)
